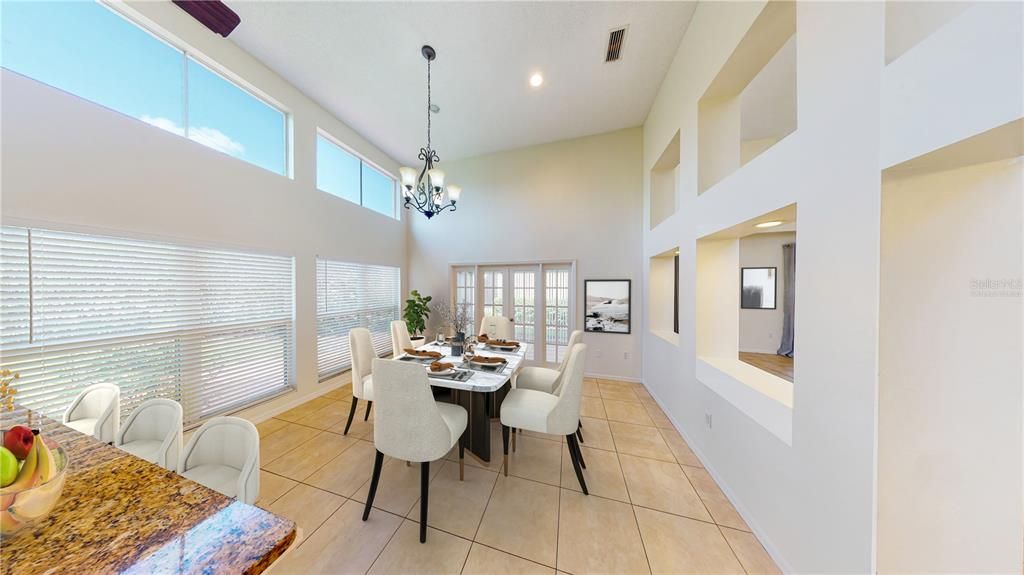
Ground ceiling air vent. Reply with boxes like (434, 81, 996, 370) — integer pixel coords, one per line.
(605, 26, 627, 62)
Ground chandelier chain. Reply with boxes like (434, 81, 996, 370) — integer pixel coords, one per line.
(427, 58, 432, 151)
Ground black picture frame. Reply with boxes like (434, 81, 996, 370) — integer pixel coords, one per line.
(740, 267, 778, 310)
(584, 279, 631, 334)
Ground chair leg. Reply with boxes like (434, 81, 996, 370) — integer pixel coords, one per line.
(501, 424, 510, 477)
(344, 398, 359, 435)
(459, 436, 466, 481)
(511, 427, 517, 452)
(567, 431, 586, 469)
(419, 461, 429, 543)
(576, 420, 584, 443)
(364, 400, 372, 421)
(362, 450, 385, 521)
(567, 435, 588, 495)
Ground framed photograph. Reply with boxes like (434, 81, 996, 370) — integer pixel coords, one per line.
(584, 279, 631, 334)
(741, 267, 777, 309)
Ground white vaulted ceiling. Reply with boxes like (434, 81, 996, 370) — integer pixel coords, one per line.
(229, 2, 696, 165)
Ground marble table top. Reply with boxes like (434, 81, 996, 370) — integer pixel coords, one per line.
(399, 341, 527, 392)
(0, 406, 295, 575)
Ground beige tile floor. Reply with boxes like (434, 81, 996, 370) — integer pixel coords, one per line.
(263, 375, 780, 575)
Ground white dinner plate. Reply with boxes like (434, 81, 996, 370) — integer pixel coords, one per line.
(467, 357, 507, 369)
(428, 367, 455, 376)
(486, 343, 519, 351)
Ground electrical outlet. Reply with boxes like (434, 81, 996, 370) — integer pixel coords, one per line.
(705, 413, 713, 429)
(623, 351, 630, 360)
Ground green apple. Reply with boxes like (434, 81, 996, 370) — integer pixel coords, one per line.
(0, 447, 18, 488)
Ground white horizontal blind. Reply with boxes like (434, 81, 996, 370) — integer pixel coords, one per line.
(0, 226, 295, 427)
(316, 258, 400, 380)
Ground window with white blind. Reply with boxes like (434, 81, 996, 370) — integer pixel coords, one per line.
(512, 269, 537, 360)
(316, 258, 400, 380)
(0, 226, 295, 427)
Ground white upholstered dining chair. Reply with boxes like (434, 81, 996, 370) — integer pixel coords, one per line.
(390, 319, 414, 359)
(478, 316, 514, 340)
(500, 343, 589, 494)
(512, 329, 584, 394)
(179, 416, 260, 504)
(363, 358, 468, 543)
(63, 383, 121, 444)
(115, 398, 183, 470)
(344, 327, 376, 435)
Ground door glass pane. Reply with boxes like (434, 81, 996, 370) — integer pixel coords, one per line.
(483, 270, 504, 318)
(544, 268, 571, 364)
(512, 270, 537, 360)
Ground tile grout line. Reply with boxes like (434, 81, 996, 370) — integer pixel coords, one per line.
(717, 523, 754, 575)
(606, 410, 656, 575)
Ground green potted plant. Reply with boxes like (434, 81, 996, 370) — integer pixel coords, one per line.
(403, 290, 432, 346)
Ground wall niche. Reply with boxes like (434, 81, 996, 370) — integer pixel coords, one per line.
(698, 1, 796, 194)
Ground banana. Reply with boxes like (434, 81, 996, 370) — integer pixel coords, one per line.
(0, 440, 39, 496)
(36, 439, 55, 484)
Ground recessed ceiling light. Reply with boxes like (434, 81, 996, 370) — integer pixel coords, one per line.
(755, 220, 784, 228)
(529, 73, 544, 88)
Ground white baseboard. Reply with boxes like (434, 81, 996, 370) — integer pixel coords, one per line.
(642, 383, 794, 574)
(585, 371, 642, 383)
(235, 378, 350, 425)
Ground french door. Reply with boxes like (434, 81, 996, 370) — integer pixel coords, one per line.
(451, 262, 573, 364)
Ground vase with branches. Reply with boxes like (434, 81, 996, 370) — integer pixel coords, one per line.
(432, 298, 471, 354)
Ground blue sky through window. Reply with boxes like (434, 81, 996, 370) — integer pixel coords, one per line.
(1, 1, 286, 175)
(316, 134, 361, 205)
(362, 163, 395, 218)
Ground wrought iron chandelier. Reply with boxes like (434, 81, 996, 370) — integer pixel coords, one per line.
(400, 45, 461, 219)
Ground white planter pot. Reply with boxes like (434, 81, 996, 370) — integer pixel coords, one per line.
(410, 336, 426, 347)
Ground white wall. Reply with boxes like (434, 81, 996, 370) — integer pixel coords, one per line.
(407, 128, 643, 381)
(878, 157, 1022, 573)
(0, 1, 406, 422)
(645, 1, 882, 571)
(642, 1, 1022, 572)
(739, 232, 795, 354)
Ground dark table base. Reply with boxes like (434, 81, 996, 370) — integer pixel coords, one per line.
(444, 382, 510, 462)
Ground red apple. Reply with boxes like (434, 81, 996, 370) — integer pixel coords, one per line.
(3, 426, 34, 460)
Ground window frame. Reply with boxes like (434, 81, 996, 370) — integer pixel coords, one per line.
(316, 128, 399, 219)
(3, 1, 292, 177)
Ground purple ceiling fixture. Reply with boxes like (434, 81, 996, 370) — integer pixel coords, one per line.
(172, 1, 240, 38)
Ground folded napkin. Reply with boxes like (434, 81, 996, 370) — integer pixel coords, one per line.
(488, 339, 521, 347)
(466, 355, 507, 365)
(405, 348, 443, 359)
(429, 361, 455, 372)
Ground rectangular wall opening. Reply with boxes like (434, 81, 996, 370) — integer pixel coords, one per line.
(648, 247, 680, 345)
(650, 131, 680, 229)
(698, 1, 796, 194)
(695, 204, 796, 443)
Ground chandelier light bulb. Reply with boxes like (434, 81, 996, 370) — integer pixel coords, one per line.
(529, 73, 544, 87)
(428, 168, 445, 191)
(399, 166, 417, 190)
(447, 185, 462, 203)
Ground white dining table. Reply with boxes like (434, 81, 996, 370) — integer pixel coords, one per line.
(395, 341, 528, 462)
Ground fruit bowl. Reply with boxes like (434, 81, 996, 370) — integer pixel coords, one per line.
(0, 436, 68, 537)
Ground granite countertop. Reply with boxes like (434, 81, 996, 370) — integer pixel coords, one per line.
(1, 406, 295, 575)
